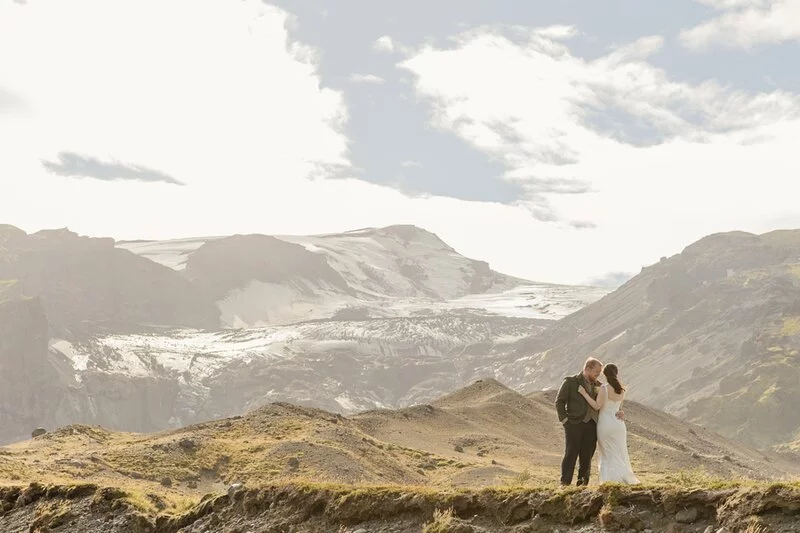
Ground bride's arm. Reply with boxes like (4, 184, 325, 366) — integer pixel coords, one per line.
(578, 383, 606, 410)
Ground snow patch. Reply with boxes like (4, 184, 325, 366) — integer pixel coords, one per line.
(334, 395, 359, 411)
(50, 339, 89, 373)
(116, 237, 220, 270)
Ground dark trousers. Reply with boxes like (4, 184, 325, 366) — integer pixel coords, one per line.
(560, 419, 597, 485)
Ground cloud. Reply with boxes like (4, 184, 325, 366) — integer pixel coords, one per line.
(42, 152, 184, 185)
(0, 0, 349, 192)
(532, 25, 578, 40)
(397, 24, 800, 277)
(0, 87, 25, 113)
(373, 35, 396, 53)
(681, 0, 800, 49)
(349, 73, 385, 84)
(401, 28, 800, 224)
(569, 220, 597, 230)
(3, 5, 800, 286)
(695, 0, 767, 7)
(400, 160, 422, 168)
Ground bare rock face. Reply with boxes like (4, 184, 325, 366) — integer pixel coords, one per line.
(0, 297, 79, 442)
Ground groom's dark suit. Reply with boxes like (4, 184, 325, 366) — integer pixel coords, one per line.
(555, 372, 599, 485)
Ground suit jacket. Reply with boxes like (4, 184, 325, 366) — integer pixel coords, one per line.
(555, 373, 599, 425)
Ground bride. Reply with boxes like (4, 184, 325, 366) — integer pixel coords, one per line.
(578, 363, 639, 484)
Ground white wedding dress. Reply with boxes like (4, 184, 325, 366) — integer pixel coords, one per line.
(597, 384, 640, 484)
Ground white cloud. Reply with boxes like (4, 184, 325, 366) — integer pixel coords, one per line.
(349, 73, 385, 84)
(400, 160, 423, 168)
(695, 0, 767, 7)
(0, 87, 26, 113)
(533, 25, 579, 40)
(681, 0, 800, 48)
(399, 25, 800, 280)
(373, 35, 396, 53)
(0, 0, 349, 187)
(0, 1, 629, 284)
(3, 5, 800, 286)
(0, 0, 348, 230)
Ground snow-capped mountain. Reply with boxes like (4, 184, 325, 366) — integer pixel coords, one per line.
(0, 222, 608, 443)
(118, 225, 559, 327)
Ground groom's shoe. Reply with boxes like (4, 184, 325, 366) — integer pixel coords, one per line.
(576, 478, 588, 486)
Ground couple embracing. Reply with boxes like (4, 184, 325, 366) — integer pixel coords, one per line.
(555, 357, 639, 486)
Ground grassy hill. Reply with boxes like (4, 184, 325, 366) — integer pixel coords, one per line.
(0, 379, 797, 531)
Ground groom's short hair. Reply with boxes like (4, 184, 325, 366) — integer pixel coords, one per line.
(584, 357, 602, 370)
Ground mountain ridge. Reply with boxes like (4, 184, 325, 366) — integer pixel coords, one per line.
(500, 228, 800, 450)
(119, 224, 539, 327)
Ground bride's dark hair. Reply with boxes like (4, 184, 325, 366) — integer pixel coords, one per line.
(603, 364, 625, 395)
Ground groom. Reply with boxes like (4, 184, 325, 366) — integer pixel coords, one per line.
(555, 357, 606, 486)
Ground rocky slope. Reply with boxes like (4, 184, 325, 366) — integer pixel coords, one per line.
(499, 230, 800, 450)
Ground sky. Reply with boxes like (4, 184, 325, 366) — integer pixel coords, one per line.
(2, 0, 800, 285)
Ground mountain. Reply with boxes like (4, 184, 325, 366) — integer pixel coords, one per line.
(0, 222, 606, 443)
(12, 221, 800, 456)
(0, 379, 797, 532)
(499, 230, 800, 450)
(119, 225, 603, 327)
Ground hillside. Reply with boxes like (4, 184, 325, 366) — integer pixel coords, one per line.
(353, 379, 792, 485)
(3, 379, 792, 492)
(499, 230, 800, 450)
(0, 379, 797, 532)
